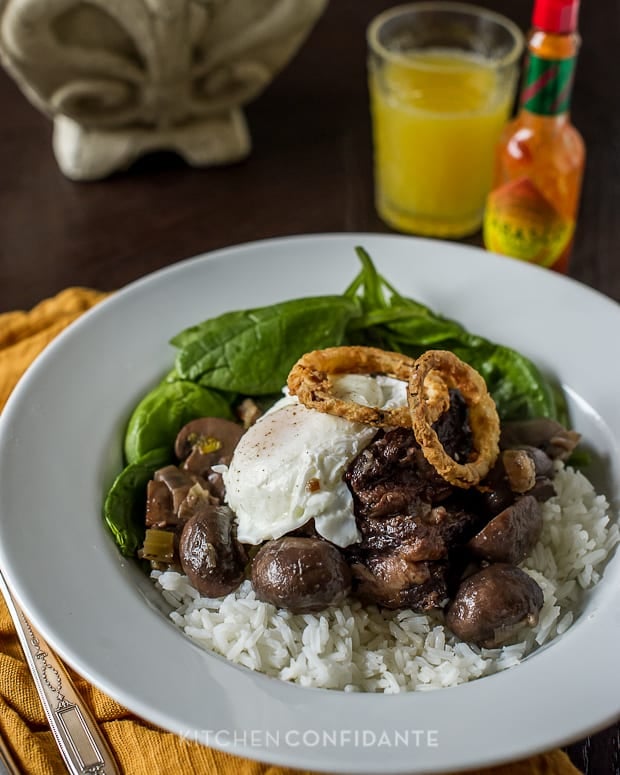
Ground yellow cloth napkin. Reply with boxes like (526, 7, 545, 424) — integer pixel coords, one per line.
(0, 288, 583, 775)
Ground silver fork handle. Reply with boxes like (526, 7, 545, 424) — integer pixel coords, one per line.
(0, 572, 121, 775)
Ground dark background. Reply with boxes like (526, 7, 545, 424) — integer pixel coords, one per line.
(0, 1, 618, 772)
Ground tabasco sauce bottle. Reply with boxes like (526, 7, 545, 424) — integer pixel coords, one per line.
(483, 0, 585, 273)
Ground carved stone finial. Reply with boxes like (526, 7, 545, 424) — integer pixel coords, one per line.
(0, 0, 327, 179)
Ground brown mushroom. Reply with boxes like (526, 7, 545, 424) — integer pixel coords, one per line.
(500, 419, 580, 461)
(468, 495, 543, 565)
(251, 537, 352, 613)
(175, 417, 244, 475)
(445, 564, 544, 648)
(179, 499, 247, 597)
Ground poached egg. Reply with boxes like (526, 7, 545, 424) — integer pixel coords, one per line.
(222, 374, 407, 547)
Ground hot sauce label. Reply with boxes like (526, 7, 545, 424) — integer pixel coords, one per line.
(520, 54, 577, 116)
(483, 178, 574, 267)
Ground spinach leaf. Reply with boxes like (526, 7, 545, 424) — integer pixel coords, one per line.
(103, 447, 170, 557)
(345, 247, 485, 350)
(455, 343, 566, 424)
(171, 296, 360, 394)
(124, 380, 233, 464)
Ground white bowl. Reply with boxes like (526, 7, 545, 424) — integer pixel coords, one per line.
(0, 234, 618, 774)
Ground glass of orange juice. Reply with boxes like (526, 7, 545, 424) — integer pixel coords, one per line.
(368, 2, 524, 238)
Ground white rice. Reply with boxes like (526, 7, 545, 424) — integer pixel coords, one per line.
(152, 462, 619, 692)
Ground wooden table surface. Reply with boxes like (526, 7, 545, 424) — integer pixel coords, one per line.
(0, 1, 618, 772)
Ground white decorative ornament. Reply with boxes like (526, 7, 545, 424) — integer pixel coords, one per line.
(0, 0, 327, 180)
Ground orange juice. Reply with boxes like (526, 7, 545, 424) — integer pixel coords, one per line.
(369, 50, 514, 238)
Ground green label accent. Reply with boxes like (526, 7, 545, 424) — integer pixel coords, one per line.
(521, 53, 577, 115)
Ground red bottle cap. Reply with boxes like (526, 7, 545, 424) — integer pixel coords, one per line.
(532, 0, 580, 33)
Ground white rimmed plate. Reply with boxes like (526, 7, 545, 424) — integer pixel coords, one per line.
(0, 234, 618, 774)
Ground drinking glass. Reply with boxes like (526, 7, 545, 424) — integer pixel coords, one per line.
(368, 2, 524, 238)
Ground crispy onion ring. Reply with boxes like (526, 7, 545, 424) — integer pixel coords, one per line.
(408, 350, 500, 488)
(287, 346, 415, 427)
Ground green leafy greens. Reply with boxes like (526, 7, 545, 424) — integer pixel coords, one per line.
(343, 247, 566, 424)
(103, 247, 566, 555)
(103, 447, 170, 556)
(172, 296, 360, 393)
(124, 380, 233, 465)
